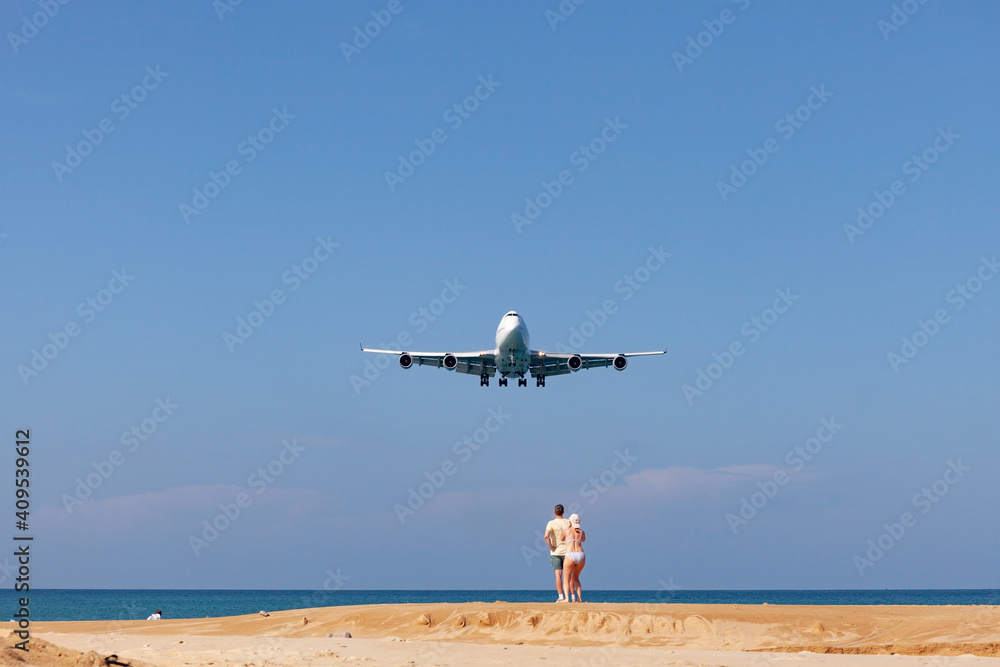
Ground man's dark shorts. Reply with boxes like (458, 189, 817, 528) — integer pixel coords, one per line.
(550, 554, 565, 570)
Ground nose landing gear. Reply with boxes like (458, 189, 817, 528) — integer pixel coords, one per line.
(518, 377, 527, 387)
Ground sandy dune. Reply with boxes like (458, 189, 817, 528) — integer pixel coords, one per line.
(15, 602, 1000, 666)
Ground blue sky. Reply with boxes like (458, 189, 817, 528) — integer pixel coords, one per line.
(2, 0, 998, 591)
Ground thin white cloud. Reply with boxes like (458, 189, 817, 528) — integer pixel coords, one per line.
(388, 463, 791, 525)
(620, 464, 784, 501)
(36, 484, 326, 538)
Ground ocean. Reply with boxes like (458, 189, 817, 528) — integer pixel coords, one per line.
(6, 589, 1000, 622)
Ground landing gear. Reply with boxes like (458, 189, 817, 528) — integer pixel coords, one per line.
(480, 375, 489, 387)
(518, 377, 527, 387)
(499, 377, 508, 387)
(536, 375, 545, 387)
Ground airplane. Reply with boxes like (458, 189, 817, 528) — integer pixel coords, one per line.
(361, 311, 666, 387)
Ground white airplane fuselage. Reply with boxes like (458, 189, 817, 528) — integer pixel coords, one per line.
(494, 312, 530, 376)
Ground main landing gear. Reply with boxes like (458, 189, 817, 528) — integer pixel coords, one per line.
(487, 372, 543, 387)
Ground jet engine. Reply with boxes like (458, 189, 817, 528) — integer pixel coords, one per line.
(399, 353, 413, 369)
(613, 355, 628, 370)
(567, 354, 583, 371)
(443, 353, 458, 369)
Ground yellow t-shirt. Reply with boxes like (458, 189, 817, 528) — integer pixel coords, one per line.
(546, 518, 571, 556)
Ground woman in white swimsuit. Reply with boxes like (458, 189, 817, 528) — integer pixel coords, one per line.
(561, 514, 586, 602)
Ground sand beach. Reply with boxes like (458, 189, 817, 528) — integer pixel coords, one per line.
(6, 601, 999, 666)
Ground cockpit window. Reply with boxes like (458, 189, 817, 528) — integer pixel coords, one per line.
(506, 311, 518, 317)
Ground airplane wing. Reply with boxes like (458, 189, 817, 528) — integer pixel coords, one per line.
(361, 346, 497, 377)
(529, 349, 666, 377)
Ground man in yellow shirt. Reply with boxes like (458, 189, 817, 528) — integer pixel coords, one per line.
(544, 504, 571, 602)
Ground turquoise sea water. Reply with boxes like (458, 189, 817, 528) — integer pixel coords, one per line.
(6, 590, 1000, 621)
